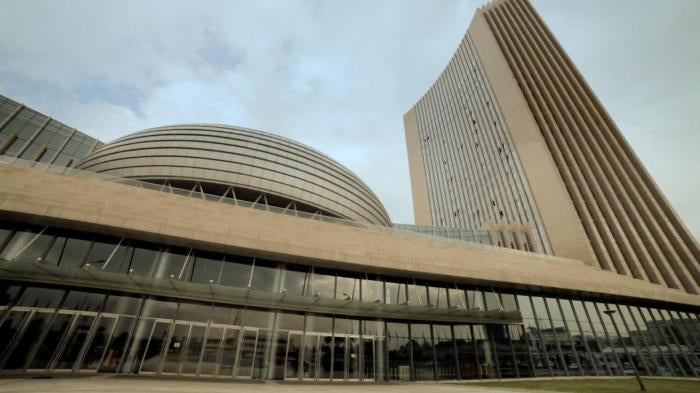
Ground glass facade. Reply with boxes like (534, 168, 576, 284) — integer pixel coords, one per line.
(0, 220, 698, 380)
(0, 94, 103, 167)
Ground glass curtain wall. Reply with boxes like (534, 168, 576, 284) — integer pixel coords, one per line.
(2, 222, 699, 381)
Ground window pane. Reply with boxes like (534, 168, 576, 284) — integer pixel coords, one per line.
(127, 242, 161, 277)
(336, 273, 360, 300)
(467, 290, 484, 310)
(433, 324, 457, 379)
(141, 299, 178, 319)
(16, 287, 64, 309)
(385, 280, 407, 305)
(407, 283, 427, 306)
(411, 323, 434, 380)
(12, 229, 55, 264)
(102, 242, 133, 274)
(177, 302, 211, 322)
(151, 246, 190, 280)
(250, 259, 280, 292)
(0, 284, 22, 307)
(361, 276, 383, 303)
(448, 288, 467, 309)
(62, 291, 105, 311)
(83, 236, 121, 269)
(282, 264, 308, 296)
(0, 225, 43, 261)
(484, 291, 501, 311)
(191, 251, 223, 284)
(387, 322, 410, 381)
(219, 255, 252, 288)
(309, 267, 334, 298)
(103, 295, 142, 315)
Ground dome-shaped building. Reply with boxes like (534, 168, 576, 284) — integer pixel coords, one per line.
(77, 124, 391, 226)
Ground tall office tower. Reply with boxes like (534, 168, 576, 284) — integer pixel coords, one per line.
(404, 0, 699, 293)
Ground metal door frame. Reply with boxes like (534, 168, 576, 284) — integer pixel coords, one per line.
(79, 312, 120, 373)
(344, 334, 362, 381)
(0, 307, 35, 370)
(198, 322, 227, 377)
(301, 332, 320, 381)
(159, 321, 190, 376)
(217, 325, 241, 378)
(138, 318, 173, 374)
(179, 321, 208, 376)
(361, 335, 377, 381)
(25, 309, 76, 373)
(50, 310, 100, 373)
(234, 327, 259, 379)
(283, 330, 304, 380)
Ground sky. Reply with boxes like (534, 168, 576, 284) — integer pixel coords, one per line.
(0, 0, 698, 237)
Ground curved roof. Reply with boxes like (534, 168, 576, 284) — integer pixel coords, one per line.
(76, 124, 391, 226)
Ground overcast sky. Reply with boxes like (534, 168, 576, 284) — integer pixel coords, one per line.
(0, 0, 698, 237)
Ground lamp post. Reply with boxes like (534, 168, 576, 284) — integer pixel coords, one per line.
(602, 309, 646, 391)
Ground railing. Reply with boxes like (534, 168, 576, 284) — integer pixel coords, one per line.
(0, 154, 562, 261)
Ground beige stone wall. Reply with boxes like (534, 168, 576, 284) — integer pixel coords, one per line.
(403, 107, 432, 226)
(1, 165, 697, 308)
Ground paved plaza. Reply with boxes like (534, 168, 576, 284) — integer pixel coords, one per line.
(0, 376, 543, 393)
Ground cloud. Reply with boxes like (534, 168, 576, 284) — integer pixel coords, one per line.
(0, 0, 697, 236)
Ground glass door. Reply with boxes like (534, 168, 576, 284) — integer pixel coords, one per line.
(302, 333, 319, 380)
(79, 314, 118, 372)
(332, 334, 347, 380)
(161, 322, 189, 374)
(99, 315, 136, 373)
(199, 324, 225, 376)
(236, 328, 258, 378)
(181, 323, 207, 375)
(139, 319, 171, 373)
(217, 327, 240, 377)
(0, 309, 32, 368)
(347, 335, 361, 381)
(54, 312, 98, 371)
(318, 334, 333, 380)
(284, 331, 303, 380)
(362, 336, 376, 381)
(27, 310, 74, 371)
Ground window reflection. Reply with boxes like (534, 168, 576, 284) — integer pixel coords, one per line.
(250, 259, 281, 292)
(219, 255, 252, 288)
(361, 276, 384, 303)
(126, 242, 160, 277)
(309, 267, 334, 298)
(448, 288, 467, 309)
(191, 251, 223, 284)
(83, 236, 121, 269)
(152, 247, 190, 280)
(0, 225, 43, 261)
(385, 280, 407, 305)
(467, 290, 484, 310)
(335, 273, 360, 301)
(282, 264, 309, 295)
